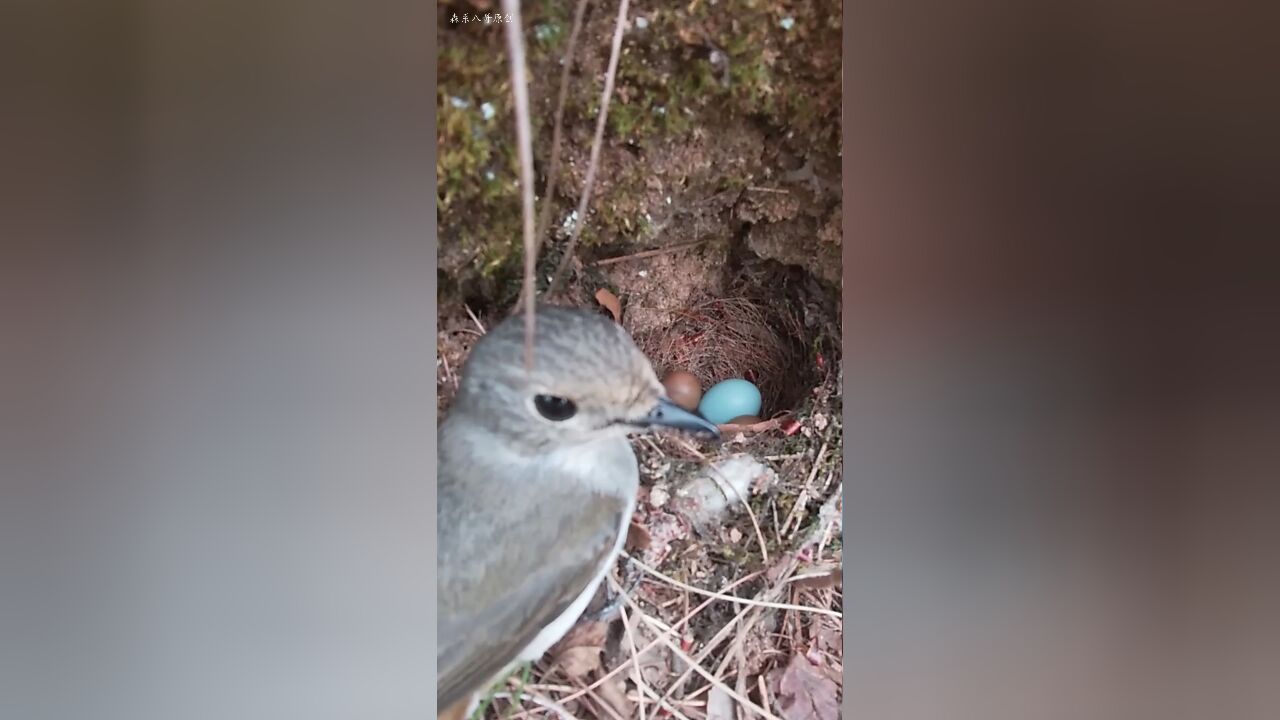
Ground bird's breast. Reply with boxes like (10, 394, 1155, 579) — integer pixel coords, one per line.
(542, 436, 639, 498)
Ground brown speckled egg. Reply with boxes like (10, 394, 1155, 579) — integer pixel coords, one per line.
(727, 415, 762, 426)
(662, 370, 702, 411)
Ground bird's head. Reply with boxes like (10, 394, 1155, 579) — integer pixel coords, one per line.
(450, 306, 720, 452)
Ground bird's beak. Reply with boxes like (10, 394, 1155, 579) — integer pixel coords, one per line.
(640, 397, 721, 439)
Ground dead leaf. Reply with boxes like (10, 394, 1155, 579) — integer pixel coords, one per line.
(594, 677, 634, 719)
(595, 288, 623, 323)
(626, 521, 652, 551)
(776, 653, 841, 720)
(717, 416, 784, 434)
(791, 563, 841, 590)
(550, 619, 607, 658)
(550, 614, 609, 676)
(765, 552, 797, 584)
(706, 684, 736, 720)
(815, 623, 842, 656)
(553, 645, 602, 680)
(631, 623, 672, 685)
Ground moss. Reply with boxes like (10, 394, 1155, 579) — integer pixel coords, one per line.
(530, 0, 570, 53)
(588, 0, 838, 150)
(438, 0, 840, 300)
(438, 7, 575, 301)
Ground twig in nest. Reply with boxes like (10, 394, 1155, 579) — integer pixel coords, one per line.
(440, 352, 456, 390)
(491, 691, 581, 720)
(546, 0, 631, 296)
(500, 0, 537, 370)
(622, 552, 841, 619)
(633, 683, 696, 720)
(718, 416, 786, 434)
(780, 433, 830, 538)
(617, 603, 648, 720)
(803, 480, 843, 559)
(757, 675, 774, 715)
(655, 481, 844, 712)
(619, 591, 782, 720)
(463, 304, 487, 335)
(734, 644, 751, 718)
(518, 572, 763, 718)
(670, 436, 708, 461)
(640, 435, 665, 457)
(704, 462, 770, 564)
(591, 239, 707, 266)
(652, 594, 751, 711)
(706, 489, 845, 688)
(534, 0, 592, 248)
(582, 686, 628, 720)
(524, 683, 580, 694)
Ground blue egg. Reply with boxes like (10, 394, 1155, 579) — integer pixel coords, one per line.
(697, 379, 762, 425)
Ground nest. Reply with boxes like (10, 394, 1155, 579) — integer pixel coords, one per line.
(634, 295, 812, 416)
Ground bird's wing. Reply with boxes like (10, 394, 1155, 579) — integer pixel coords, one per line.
(437, 490, 626, 711)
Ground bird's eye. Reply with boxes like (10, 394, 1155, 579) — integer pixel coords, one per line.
(533, 395, 578, 422)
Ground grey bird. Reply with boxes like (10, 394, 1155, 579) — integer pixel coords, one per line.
(437, 306, 719, 719)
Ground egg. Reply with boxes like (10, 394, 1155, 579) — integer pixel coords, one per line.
(697, 379, 762, 425)
(727, 415, 762, 426)
(662, 370, 703, 411)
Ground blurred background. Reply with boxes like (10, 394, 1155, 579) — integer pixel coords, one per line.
(2, 2, 435, 718)
(1, 1, 1277, 719)
(844, 2, 1279, 719)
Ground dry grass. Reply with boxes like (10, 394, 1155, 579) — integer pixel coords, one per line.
(499, 0, 539, 370)
(476, 407, 844, 720)
(634, 296, 810, 418)
(439, 282, 843, 720)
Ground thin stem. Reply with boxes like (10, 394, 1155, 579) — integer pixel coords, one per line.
(546, 0, 630, 296)
(501, 0, 538, 370)
(534, 0, 592, 249)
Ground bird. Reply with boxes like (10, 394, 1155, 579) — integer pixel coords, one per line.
(437, 305, 719, 719)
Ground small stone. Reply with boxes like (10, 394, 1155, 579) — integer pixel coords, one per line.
(649, 483, 670, 508)
(813, 412, 829, 431)
(728, 527, 743, 544)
